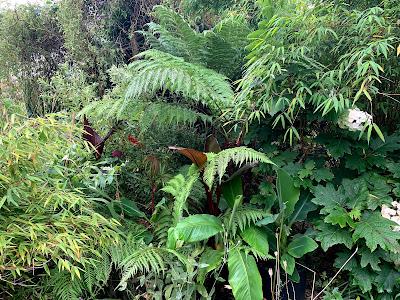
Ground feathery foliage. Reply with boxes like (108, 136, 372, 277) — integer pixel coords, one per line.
(203, 147, 274, 187)
(125, 50, 234, 111)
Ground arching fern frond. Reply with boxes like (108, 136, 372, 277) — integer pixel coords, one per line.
(125, 50, 234, 111)
(162, 164, 200, 225)
(47, 271, 84, 300)
(204, 16, 250, 79)
(141, 5, 206, 64)
(118, 245, 169, 290)
(222, 206, 269, 236)
(151, 204, 173, 244)
(79, 98, 212, 130)
(203, 147, 274, 188)
(84, 255, 112, 296)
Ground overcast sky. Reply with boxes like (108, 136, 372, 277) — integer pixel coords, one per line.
(0, 0, 44, 9)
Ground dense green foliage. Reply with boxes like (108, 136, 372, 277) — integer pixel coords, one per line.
(1, 0, 400, 299)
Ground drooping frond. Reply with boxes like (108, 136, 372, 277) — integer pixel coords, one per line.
(118, 245, 169, 290)
(222, 206, 269, 236)
(125, 50, 234, 112)
(204, 16, 250, 78)
(203, 147, 274, 188)
(47, 271, 84, 300)
(141, 5, 206, 64)
(84, 256, 112, 295)
(79, 98, 212, 129)
(162, 165, 200, 225)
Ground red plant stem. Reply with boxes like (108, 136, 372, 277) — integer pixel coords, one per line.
(150, 183, 157, 212)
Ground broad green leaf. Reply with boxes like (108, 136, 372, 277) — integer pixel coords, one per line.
(228, 248, 263, 300)
(311, 184, 345, 212)
(277, 169, 300, 218)
(175, 214, 223, 243)
(197, 248, 224, 284)
(352, 266, 375, 293)
(353, 212, 400, 252)
(287, 235, 318, 258)
(256, 213, 278, 226)
(222, 176, 243, 208)
(240, 226, 269, 257)
(280, 253, 295, 275)
(120, 198, 145, 218)
(288, 194, 317, 226)
(334, 251, 358, 271)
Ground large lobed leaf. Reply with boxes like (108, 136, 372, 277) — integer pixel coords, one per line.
(353, 212, 400, 253)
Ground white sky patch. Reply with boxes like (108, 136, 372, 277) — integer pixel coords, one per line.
(0, 0, 44, 9)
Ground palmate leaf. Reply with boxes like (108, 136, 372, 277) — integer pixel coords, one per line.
(352, 266, 375, 293)
(311, 184, 346, 212)
(360, 247, 381, 271)
(374, 264, 400, 293)
(228, 248, 263, 300)
(174, 214, 223, 243)
(315, 222, 354, 251)
(353, 212, 400, 253)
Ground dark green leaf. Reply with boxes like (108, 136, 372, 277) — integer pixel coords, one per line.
(277, 169, 300, 218)
(374, 264, 400, 293)
(287, 235, 318, 258)
(222, 176, 243, 208)
(315, 222, 354, 251)
(280, 253, 295, 275)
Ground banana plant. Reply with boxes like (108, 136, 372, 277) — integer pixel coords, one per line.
(256, 169, 318, 286)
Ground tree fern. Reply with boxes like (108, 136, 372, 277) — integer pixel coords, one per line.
(203, 147, 274, 188)
(141, 5, 206, 64)
(141, 5, 249, 79)
(204, 16, 250, 79)
(125, 50, 234, 112)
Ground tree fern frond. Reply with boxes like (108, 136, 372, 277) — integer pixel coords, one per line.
(142, 102, 212, 129)
(141, 5, 206, 64)
(126, 50, 234, 111)
(203, 147, 274, 188)
(204, 16, 250, 78)
(162, 164, 200, 225)
(84, 256, 112, 295)
(48, 271, 84, 300)
(222, 206, 269, 236)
